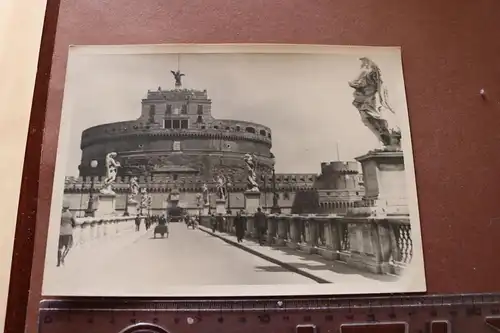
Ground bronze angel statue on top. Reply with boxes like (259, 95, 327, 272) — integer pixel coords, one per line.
(171, 70, 185, 88)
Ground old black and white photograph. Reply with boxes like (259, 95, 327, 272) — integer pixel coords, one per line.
(42, 44, 425, 296)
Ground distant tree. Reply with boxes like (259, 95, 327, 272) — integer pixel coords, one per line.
(291, 190, 320, 214)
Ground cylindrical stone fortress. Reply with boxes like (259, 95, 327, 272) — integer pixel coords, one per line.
(78, 87, 274, 183)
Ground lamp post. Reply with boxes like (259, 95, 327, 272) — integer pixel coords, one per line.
(270, 154, 281, 214)
(84, 160, 98, 217)
(147, 194, 152, 217)
(78, 183, 85, 218)
(226, 181, 232, 215)
(124, 176, 130, 216)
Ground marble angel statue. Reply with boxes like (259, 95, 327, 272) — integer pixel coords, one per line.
(348, 57, 401, 150)
(128, 176, 140, 203)
(201, 183, 209, 205)
(100, 152, 121, 194)
(140, 188, 148, 209)
(243, 153, 260, 192)
(215, 175, 227, 200)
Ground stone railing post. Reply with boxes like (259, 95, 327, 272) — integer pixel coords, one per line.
(110, 219, 119, 235)
(89, 221, 97, 241)
(82, 221, 92, 245)
(377, 218, 411, 275)
(225, 215, 234, 234)
(287, 215, 301, 249)
(318, 216, 341, 260)
(301, 215, 318, 254)
(102, 220, 108, 237)
(374, 219, 394, 274)
(245, 214, 255, 238)
(72, 223, 83, 246)
(97, 220, 104, 238)
(276, 215, 288, 246)
(266, 214, 278, 245)
(336, 218, 389, 275)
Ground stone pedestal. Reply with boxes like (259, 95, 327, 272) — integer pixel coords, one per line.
(300, 218, 318, 254)
(202, 204, 210, 216)
(95, 193, 116, 217)
(215, 199, 227, 215)
(356, 150, 407, 217)
(286, 217, 301, 250)
(126, 201, 138, 216)
(317, 217, 340, 260)
(245, 217, 255, 238)
(244, 191, 261, 214)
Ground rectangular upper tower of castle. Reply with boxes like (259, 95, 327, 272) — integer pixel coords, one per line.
(140, 87, 215, 129)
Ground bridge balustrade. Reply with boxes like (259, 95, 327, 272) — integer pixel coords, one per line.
(200, 213, 412, 276)
(71, 216, 138, 248)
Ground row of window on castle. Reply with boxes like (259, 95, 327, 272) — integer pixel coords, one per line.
(149, 104, 203, 115)
(164, 119, 189, 129)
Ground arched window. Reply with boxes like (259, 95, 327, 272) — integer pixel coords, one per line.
(259, 129, 266, 136)
(245, 127, 256, 134)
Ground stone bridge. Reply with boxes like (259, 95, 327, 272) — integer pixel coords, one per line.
(43, 213, 411, 295)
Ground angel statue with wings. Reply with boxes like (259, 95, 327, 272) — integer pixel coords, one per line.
(243, 153, 260, 192)
(139, 188, 148, 211)
(202, 183, 209, 205)
(128, 177, 140, 203)
(100, 152, 121, 195)
(171, 70, 185, 88)
(215, 174, 227, 200)
(348, 57, 401, 150)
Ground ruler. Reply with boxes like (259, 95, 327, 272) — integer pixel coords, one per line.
(38, 293, 500, 333)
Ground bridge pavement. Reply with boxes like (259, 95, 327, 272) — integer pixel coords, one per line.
(43, 222, 315, 295)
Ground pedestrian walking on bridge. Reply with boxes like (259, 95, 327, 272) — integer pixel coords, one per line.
(210, 213, 217, 233)
(234, 209, 246, 243)
(135, 215, 141, 232)
(58, 201, 76, 267)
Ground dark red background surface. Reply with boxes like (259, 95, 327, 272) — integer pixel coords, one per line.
(5, 0, 500, 332)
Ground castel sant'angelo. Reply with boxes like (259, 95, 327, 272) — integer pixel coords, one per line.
(64, 71, 365, 215)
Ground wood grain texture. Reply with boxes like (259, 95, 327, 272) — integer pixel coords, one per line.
(10, 0, 500, 332)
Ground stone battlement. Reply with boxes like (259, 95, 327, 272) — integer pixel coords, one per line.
(64, 172, 319, 193)
(81, 123, 272, 149)
(145, 88, 209, 101)
(205, 119, 272, 139)
(320, 161, 359, 175)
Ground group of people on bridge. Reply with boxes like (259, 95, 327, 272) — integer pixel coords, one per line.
(209, 207, 268, 245)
